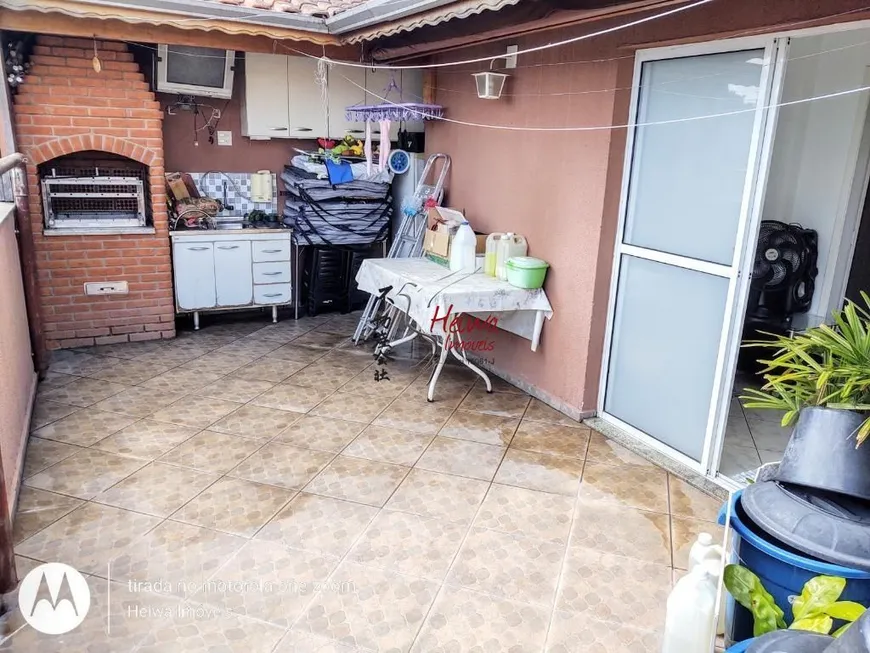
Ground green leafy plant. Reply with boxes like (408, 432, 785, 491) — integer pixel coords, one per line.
(724, 564, 866, 637)
(740, 292, 870, 444)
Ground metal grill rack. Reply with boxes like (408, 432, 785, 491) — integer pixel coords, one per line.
(41, 174, 146, 229)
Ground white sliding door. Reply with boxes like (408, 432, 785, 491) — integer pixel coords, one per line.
(601, 39, 787, 472)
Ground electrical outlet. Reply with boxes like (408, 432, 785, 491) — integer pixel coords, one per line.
(217, 131, 232, 146)
(84, 281, 128, 296)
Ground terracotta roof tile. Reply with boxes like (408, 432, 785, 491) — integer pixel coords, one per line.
(210, 0, 370, 17)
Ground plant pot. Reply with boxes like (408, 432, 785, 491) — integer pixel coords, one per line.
(776, 407, 870, 500)
(718, 491, 870, 643)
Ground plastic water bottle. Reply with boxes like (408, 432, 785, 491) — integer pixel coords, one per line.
(688, 533, 726, 635)
(662, 561, 719, 653)
(450, 221, 477, 273)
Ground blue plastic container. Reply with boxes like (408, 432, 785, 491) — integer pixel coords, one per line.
(719, 491, 870, 642)
(726, 640, 753, 653)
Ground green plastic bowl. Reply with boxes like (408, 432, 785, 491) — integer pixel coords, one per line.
(505, 256, 549, 289)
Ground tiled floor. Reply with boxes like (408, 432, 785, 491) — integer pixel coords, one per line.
(8, 312, 724, 652)
(721, 374, 792, 483)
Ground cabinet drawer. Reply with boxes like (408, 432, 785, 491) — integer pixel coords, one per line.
(254, 283, 291, 304)
(253, 261, 291, 284)
(252, 240, 291, 262)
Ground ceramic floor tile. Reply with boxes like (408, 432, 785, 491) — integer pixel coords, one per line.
(158, 430, 263, 473)
(134, 599, 285, 652)
(386, 468, 489, 525)
(287, 362, 360, 390)
(109, 520, 246, 598)
(759, 448, 783, 464)
(292, 331, 348, 349)
(447, 526, 564, 606)
(511, 420, 590, 459)
(348, 510, 465, 581)
(232, 358, 308, 383)
(401, 378, 471, 408)
(494, 448, 584, 496)
(339, 369, 409, 398)
(746, 412, 794, 451)
(305, 455, 409, 507)
(21, 437, 80, 478)
(571, 500, 672, 565)
(196, 376, 276, 403)
(668, 475, 722, 522)
(373, 399, 456, 434)
(319, 349, 377, 372)
(460, 387, 531, 418)
(91, 419, 200, 459)
(229, 442, 333, 490)
(343, 425, 434, 466)
(150, 397, 244, 429)
(93, 462, 218, 517)
(48, 350, 119, 376)
(12, 486, 83, 545)
(180, 353, 248, 376)
(275, 631, 361, 652)
(523, 398, 581, 427)
(558, 547, 672, 631)
(720, 442, 762, 479)
(202, 539, 337, 627)
(91, 385, 180, 417)
(474, 375, 526, 395)
(36, 370, 78, 391)
(546, 611, 662, 653)
(86, 359, 173, 385)
(16, 502, 161, 575)
(411, 585, 550, 653)
(415, 436, 505, 481)
(585, 431, 656, 467)
(578, 461, 669, 513)
(310, 391, 393, 423)
(438, 409, 519, 446)
(671, 515, 725, 570)
(270, 344, 330, 364)
(725, 405, 757, 450)
(39, 377, 130, 408)
(210, 404, 302, 441)
(29, 398, 80, 430)
(252, 383, 334, 413)
(475, 483, 574, 544)
(213, 338, 283, 359)
(275, 415, 366, 452)
(255, 492, 378, 557)
(171, 476, 294, 538)
(140, 369, 224, 392)
(30, 408, 138, 446)
(25, 448, 146, 499)
(294, 561, 439, 652)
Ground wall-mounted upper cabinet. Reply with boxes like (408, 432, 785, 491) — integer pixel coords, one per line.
(242, 53, 426, 141)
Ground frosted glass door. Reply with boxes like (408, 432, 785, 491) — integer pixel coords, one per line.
(603, 46, 774, 463)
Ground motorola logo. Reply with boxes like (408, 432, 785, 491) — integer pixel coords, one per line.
(18, 563, 91, 635)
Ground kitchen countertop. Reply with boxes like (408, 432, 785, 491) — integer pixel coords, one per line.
(169, 229, 292, 237)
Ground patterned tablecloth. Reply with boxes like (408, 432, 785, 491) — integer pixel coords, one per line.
(356, 258, 553, 351)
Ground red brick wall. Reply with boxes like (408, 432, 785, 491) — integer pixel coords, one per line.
(13, 35, 174, 349)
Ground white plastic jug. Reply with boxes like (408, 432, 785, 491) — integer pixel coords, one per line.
(662, 561, 719, 653)
(496, 233, 528, 280)
(485, 233, 504, 277)
(688, 533, 727, 636)
(450, 221, 477, 273)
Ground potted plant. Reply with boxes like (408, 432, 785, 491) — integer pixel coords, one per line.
(741, 293, 870, 500)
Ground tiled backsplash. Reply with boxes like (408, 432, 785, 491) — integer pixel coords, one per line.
(189, 172, 278, 216)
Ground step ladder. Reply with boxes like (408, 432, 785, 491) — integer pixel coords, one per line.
(353, 153, 451, 344)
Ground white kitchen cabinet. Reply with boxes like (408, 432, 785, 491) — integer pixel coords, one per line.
(328, 65, 367, 139)
(171, 231, 293, 327)
(363, 69, 425, 139)
(287, 56, 328, 138)
(214, 241, 253, 306)
(241, 53, 291, 140)
(173, 242, 216, 311)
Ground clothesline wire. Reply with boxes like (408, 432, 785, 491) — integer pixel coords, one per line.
(335, 68, 870, 132)
(281, 0, 716, 69)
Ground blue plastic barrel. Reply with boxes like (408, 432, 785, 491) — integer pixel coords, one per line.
(719, 491, 870, 642)
(725, 640, 753, 653)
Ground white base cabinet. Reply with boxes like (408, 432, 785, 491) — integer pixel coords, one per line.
(171, 231, 293, 327)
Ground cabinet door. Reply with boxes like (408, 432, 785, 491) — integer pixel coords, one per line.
(400, 69, 425, 134)
(214, 241, 253, 307)
(173, 242, 216, 310)
(287, 56, 328, 139)
(365, 69, 426, 139)
(328, 66, 367, 139)
(242, 53, 290, 139)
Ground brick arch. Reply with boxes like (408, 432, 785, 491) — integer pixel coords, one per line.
(30, 134, 158, 167)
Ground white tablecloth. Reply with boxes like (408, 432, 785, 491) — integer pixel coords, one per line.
(356, 258, 553, 350)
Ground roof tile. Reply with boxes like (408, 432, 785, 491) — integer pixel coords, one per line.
(211, 0, 369, 17)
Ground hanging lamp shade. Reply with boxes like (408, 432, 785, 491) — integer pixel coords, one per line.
(473, 71, 509, 100)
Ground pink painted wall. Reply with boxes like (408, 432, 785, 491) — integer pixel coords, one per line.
(424, 0, 870, 415)
(0, 204, 36, 503)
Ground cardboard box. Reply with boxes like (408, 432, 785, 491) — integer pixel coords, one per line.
(424, 207, 464, 258)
